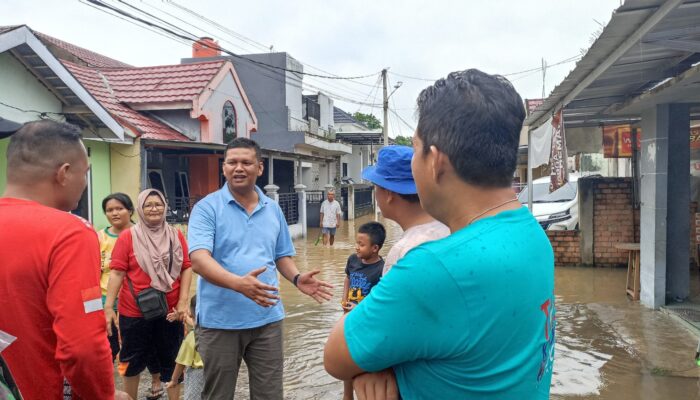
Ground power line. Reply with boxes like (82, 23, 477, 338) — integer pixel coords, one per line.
(84, 0, 381, 80)
(390, 54, 582, 83)
(390, 109, 416, 132)
(161, 0, 379, 90)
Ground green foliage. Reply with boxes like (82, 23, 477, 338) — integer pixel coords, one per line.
(393, 135, 412, 146)
(352, 112, 382, 130)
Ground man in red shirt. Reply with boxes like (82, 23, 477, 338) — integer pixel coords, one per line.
(0, 120, 127, 399)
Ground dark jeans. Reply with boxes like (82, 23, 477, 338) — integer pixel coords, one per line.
(197, 320, 284, 400)
(118, 315, 183, 382)
(109, 320, 161, 374)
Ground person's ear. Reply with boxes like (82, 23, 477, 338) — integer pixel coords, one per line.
(430, 145, 449, 183)
(55, 163, 71, 186)
(257, 160, 264, 177)
(385, 190, 395, 204)
(372, 244, 380, 253)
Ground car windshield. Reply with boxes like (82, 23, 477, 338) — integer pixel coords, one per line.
(518, 181, 577, 203)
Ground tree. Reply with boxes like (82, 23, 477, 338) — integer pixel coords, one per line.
(352, 112, 382, 130)
(393, 135, 412, 146)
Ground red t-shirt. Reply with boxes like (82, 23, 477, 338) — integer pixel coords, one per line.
(0, 198, 114, 400)
(110, 228, 192, 317)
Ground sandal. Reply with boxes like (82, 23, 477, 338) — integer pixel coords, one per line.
(146, 385, 163, 400)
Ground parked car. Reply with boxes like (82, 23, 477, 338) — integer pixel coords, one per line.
(518, 175, 579, 231)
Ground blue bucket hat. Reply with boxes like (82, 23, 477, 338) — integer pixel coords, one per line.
(362, 146, 417, 195)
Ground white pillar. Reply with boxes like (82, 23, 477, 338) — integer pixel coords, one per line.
(264, 184, 280, 202)
(295, 184, 307, 238)
(268, 155, 274, 185)
(348, 185, 355, 220)
(639, 103, 690, 308)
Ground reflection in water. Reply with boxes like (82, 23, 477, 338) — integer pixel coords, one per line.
(213, 215, 700, 399)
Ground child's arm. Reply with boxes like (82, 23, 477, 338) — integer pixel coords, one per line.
(166, 363, 186, 388)
(341, 276, 354, 311)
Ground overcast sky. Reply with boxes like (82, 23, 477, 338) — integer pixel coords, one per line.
(4, 0, 621, 137)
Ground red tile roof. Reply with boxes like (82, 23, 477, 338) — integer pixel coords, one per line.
(64, 61, 190, 141)
(101, 60, 226, 103)
(34, 30, 133, 69)
(4, 27, 229, 142)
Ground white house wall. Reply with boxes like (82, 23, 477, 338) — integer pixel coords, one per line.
(202, 72, 257, 142)
(317, 92, 334, 132)
(0, 52, 64, 123)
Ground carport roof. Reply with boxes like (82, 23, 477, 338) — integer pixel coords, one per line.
(525, 0, 700, 130)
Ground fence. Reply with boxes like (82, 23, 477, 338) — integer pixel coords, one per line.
(278, 192, 299, 225)
(354, 187, 374, 217)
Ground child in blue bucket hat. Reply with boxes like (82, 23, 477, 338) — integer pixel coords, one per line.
(361, 145, 449, 275)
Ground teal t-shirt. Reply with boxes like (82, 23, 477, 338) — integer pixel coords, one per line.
(344, 207, 555, 399)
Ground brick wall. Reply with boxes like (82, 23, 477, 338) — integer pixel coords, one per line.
(547, 230, 580, 266)
(545, 177, 697, 267)
(592, 178, 637, 267)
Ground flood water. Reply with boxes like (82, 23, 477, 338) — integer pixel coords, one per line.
(132, 214, 700, 399)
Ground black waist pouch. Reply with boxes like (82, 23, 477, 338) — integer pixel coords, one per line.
(126, 242, 173, 321)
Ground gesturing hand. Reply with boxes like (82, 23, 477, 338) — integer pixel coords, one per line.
(296, 270, 334, 303)
(235, 267, 280, 307)
(353, 369, 399, 400)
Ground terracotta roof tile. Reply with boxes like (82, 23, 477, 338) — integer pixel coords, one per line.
(34, 31, 133, 69)
(101, 60, 226, 103)
(64, 61, 191, 141)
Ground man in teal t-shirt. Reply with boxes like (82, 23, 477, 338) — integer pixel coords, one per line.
(324, 69, 555, 399)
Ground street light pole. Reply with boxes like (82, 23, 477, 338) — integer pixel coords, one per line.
(382, 68, 388, 146)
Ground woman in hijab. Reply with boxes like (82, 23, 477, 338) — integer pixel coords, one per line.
(104, 189, 192, 400)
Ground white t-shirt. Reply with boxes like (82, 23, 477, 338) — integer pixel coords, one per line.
(383, 220, 451, 275)
(320, 200, 342, 228)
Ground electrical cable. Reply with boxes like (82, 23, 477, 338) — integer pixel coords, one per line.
(390, 54, 582, 82)
(84, 0, 381, 80)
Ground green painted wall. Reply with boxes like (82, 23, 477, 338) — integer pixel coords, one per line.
(85, 140, 111, 229)
(0, 51, 65, 196)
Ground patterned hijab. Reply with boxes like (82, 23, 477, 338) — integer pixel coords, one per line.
(131, 189, 184, 292)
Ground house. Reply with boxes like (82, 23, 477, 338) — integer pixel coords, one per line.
(0, 25, 127, 227)
(333, 106, 383, 184)
(181, 46, 353, 195)
(0, 26, 258, 230)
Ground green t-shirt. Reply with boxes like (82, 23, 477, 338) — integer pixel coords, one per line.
(345, 207, 555, 399)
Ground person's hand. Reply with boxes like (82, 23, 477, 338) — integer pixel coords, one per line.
(341, 301, 355, 312)
(353, 369, 399, 400)
(233, 267, 280, 307)
(296, 271, 333, 303)
(114, 390, 133, 400)
(166, 307, 180, 322)
(176, 298, 189, 320)
(105, 307, 118, 337)
(165, 381, 179, 389)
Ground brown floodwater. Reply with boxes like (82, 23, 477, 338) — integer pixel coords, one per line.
(131, 214, 700, 399)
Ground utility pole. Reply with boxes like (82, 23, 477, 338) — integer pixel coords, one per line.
(382, 68, 388, 146)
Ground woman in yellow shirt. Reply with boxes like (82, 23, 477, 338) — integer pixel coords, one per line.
(99, 193, 164, 400)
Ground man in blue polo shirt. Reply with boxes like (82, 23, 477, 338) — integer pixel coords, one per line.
(324, 69, 555, 399)
(188, 137, 333, 399)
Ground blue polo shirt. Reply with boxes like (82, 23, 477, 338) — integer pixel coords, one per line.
(188, 185, 296, 329)
(345, 207, 555, 399)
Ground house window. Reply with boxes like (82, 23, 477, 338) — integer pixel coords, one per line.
(147, 169, 166, 194)
(223, 101, 237, 143)
(342, 162, 348, 177)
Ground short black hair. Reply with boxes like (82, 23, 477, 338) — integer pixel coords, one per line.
(101, 192, 134, 214)
(225, 137, 262, 161)
(358, 221, 386, 249)
(6, 120, 84, 181)
(397, 193, 420, 203)
(416, 69, 525, 187)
